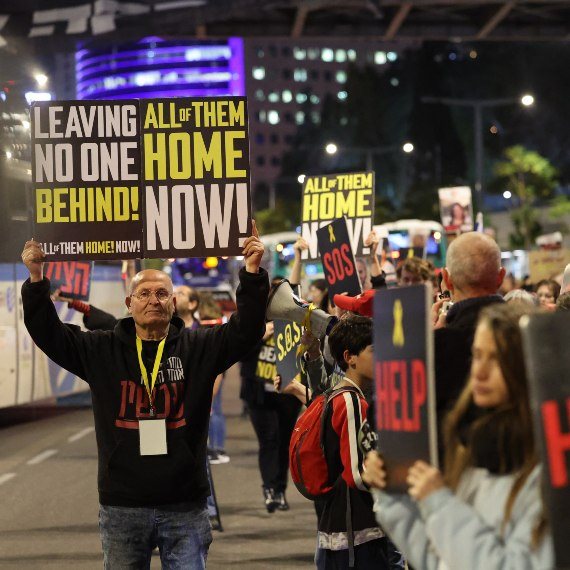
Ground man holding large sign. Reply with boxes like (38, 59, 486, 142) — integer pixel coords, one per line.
(301, 171, 375, 260)
(20, 224, 268, 568)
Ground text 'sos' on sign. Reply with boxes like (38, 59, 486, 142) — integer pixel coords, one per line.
(32, 101, 143, 260)
(45, 261, 92, 301)
(373, 284, 438, 493)
(301, 171, 375, 261)
(31, 97, 251, 261)
(521, 311, 570, 569)
(141, 98, 251, 258)
(317, 217, 362, 300)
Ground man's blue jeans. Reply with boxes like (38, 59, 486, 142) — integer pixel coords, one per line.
(99, 503, 212, 569)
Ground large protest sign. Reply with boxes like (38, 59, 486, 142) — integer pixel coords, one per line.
(141, 98, 251, 258)
(301, 171, 374, 260)
(273, 319, 302, 389)
(438, 186, 473, 233)
(45, 261, 92, 301)
(31, 101, 143, 260)
(373, 284, 438, 493)
(317, 218, 362, 300)
(521, 312, 570, 569)
(529, 248, 570, 282)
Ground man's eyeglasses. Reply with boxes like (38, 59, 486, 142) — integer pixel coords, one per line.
(131, 289, 172, 303)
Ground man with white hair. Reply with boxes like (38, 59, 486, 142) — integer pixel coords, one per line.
(434, 232, 505, 418)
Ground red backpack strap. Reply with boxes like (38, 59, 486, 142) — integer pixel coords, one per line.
(319, 386, 362, 452)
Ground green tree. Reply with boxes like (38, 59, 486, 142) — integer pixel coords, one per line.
(492, 145, 558, 249)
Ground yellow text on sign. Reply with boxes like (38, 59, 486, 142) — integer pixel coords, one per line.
(302, 189, 373, 222)
(144, 131, 246, 180)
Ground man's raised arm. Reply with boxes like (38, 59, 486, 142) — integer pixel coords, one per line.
(21, 240, 90, 380)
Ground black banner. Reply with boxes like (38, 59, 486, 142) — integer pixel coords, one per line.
(140, 98, 251, 258)
(45, 261, 92, 301)
(373, 284, 437, 493)
(273, 319, 302, 389)
(521, 312, 570, 570)
(317, 218, 362, 300)
(31, 100, 143, 260)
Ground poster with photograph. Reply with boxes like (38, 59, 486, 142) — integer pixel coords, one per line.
(31, 100, 143, 260)
(301, 171, 375, 260)
(438, 186, 473, 232)
(140, 97, 251, 258)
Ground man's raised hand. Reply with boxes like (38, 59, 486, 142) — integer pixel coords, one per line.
(21, 240, 46, 283)
(242, 219, 265, 274)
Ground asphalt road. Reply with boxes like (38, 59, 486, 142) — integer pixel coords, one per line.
(0, 365, 316, 569)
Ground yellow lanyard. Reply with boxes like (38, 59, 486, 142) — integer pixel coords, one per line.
(136, 336, 166, 416)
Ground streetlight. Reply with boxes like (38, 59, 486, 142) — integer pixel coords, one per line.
(297, 174, 306, 184)
(422, 94, 535, 209)
(35, 73, 48, 88)
(325, 142, 338, 155)
(503, 190, 512, 199)
(402, 142, 414, 154)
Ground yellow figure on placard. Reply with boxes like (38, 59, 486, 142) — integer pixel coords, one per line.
(392, 299, 405, 347)
(328, 225, 336, 243)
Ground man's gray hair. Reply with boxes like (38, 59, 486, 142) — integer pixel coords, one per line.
(504, 289, 537, 308)
(446, 233, 502, 292)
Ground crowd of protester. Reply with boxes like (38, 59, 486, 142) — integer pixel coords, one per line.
(247, 229, 565, 569)
(21, 223, 568, 569)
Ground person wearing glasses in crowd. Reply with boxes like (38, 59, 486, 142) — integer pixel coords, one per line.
(20, 223, 268, 570)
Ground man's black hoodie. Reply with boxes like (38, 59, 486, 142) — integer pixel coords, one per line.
(22, 267, 269, 508)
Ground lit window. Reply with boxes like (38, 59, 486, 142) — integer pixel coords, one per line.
(340, 116, 349, 126)
(268, 110, 280, 125)
(258, 110, 266, 123)
(293, 47, 306, 60)
(294, 68, 307, 81)
(321, 48, 334, 62)
(296, 93, 308, 104)
(387, 51, 397, 62)
(336, 71, 347, 84)
(335, 49, 346, 63)
(255, 89, 265, 101)
(295, 111, 305, 125)
(252, 66, 265, 80)
(308, 48, 320, 60)
(282, 90, 293, 103)
(374, 51, 387, 65)
(268, 91, 279, 103)
(310, 94, 320, 104)
(337, 91, 348, 100)
(390, 77, 399, 87)
(311, 111, 320, 124)
(347, 49, 357, 61)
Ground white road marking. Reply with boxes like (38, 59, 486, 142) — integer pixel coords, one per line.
(0, 473, 16, 486)
(26, 449, 58, 465)
(68, 426, 95, 443)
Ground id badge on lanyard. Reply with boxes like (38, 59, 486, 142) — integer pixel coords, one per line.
(136, 336, 167, 456)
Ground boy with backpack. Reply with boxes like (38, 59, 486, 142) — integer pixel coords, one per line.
(290, 315, 393, 569)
